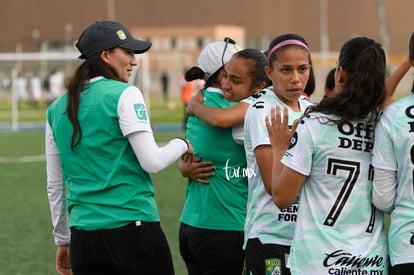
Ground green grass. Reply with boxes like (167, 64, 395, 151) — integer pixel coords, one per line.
(0, 95, 393, 274)
(0, 130, 188, 275)
(0, 96, 188, 274)
(0, 96, 186, 125)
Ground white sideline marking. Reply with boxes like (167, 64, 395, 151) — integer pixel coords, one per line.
(0, 155, 45, 163)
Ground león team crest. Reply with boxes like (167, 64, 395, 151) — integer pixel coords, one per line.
(265, 258, 282, 275)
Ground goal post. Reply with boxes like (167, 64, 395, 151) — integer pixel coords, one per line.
(0, 51, 150, 131)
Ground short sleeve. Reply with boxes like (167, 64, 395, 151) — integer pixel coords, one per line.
(372, 111, 397, 171)
(245, 102, 270, 150)
(118, 86, 153, 136)
(232, 123, 244, 145)
(281, 119, 313, 176)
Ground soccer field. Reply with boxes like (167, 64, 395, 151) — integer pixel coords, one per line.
(0, 95, 392, 274)
(0, 130, 188, 275)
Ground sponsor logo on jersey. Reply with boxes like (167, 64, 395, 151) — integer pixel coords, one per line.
(323, 249, 385, 274)
(405, 105, 414, 132)
(223, 158, 255, 180)
(278, 203, 298, 222)
(134, 103, 148, 121)
(337, 121, 374, 153)
(288, 131, 298, 149)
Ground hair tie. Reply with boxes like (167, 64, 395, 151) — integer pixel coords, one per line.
(203, 72, 211, 81)
(268, 39, 310, 61)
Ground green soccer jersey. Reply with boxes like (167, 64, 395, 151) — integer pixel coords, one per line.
(47, 78, 158, 231)
(180, 87, 248, 231)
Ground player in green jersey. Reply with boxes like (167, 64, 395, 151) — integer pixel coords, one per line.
(179, 41, 269, 274)
(46, 21, 193, 275)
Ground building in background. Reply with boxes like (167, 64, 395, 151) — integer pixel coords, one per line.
(1, 0, 412, 53)
(1, 0, 413, 98)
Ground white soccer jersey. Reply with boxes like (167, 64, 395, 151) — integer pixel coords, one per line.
(232, 93, 264, 144)
(243, 87, 312, 247)
(282, 112, 389, 275)
(372, 95, 414, 266)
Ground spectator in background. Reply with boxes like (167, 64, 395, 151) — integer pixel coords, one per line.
(302, 59, 315, 100)
(16, 72, 29, 105)
(180, 69, 194, 129)
(46, 69, 65, 105)
(323, 67, 336, 99)
(160, 71, 169, 106)
(29, 72, 43, 108)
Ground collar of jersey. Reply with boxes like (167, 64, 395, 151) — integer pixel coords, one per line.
(205, 87, 223, 95)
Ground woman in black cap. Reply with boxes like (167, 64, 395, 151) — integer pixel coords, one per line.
(46, 21, 193, 275)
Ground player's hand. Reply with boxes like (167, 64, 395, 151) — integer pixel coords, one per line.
(186, 92, 203, 115)
(56, 245, 71, 275)
(178, 157, 215, 184)
(265, 106, 298, 150)
(181, 139, 194, 163)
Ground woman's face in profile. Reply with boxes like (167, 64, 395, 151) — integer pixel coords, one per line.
(102, 47, 137, 82)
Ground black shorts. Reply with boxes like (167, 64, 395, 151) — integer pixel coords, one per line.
(245, 237, 291, 275)
(70, 222, 174, 275)
(390, 263, 414, 275)
(179, 223, 245, 275)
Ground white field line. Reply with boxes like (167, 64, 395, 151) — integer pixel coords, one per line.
(0, 141, 171, 164)
(0, 155, 45, 163)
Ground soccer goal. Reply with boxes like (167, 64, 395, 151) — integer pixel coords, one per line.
(0, 51, 150, 131)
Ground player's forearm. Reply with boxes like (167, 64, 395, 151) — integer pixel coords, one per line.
(385, 55, 411, 98)
(192, 103, 226, 127)
(193, 102, 246, 128)
(372, 167, 397, 213)
(128, 131, 187, 174)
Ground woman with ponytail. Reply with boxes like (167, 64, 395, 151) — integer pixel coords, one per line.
(46, 21, 193, 275)
(266, 36, 389, 275)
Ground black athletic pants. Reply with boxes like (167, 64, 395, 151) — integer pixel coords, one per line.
(70, 222, 174, 275)
(179, 223, 245, 275)
(390, 263, 414, 275)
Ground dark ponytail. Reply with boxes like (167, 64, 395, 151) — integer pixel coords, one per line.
(66, 50, 121, 150)
(184, 66, 221, 89)
(307, 37, 386, 123)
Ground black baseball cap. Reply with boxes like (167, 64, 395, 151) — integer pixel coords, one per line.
(75, 21, 152, 59)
